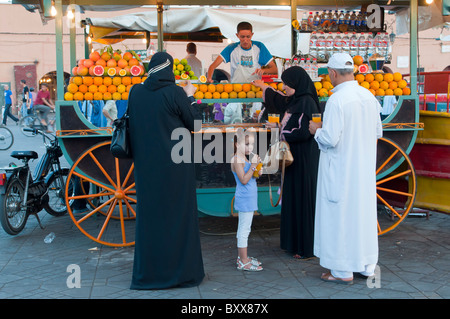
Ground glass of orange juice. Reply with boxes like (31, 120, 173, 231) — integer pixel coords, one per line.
(268, 114, 280, 123)
(255, 109, 261, 116)
(312, 113, 322, 123)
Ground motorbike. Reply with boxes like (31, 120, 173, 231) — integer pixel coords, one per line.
(0, 128, 74, 235)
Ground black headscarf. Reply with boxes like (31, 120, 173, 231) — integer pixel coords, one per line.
(281, 66, 320, 113)
(143, 52, 175, 91)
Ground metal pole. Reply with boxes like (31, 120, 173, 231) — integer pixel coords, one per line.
(55, 0, 64, 101)
(291, 0, 297, 57)
(157, 2, 164, 52)
(69, 8, 77, 70)
(410, 0, 418, 97)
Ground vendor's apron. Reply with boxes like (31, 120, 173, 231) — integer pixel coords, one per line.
(231, 48, 261, 83)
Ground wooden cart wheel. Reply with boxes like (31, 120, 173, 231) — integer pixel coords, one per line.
(376, 137, 416, 236)
(79, 177, 135, 220)
(65, 141, 136, 247)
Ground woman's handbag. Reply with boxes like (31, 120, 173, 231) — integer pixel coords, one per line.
(262, 140, 293, 207)
(110, 110, 131, 159)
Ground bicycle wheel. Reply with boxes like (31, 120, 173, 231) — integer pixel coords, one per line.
(44, 168, 75, 217)
(0, 126, 14, 150)
(0, 178, 28, 235)
(19, 115, 43, 137)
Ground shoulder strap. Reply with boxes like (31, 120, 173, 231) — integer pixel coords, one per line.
(268, 152, 286, 207)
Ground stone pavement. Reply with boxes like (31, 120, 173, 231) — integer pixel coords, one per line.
(0, 124, 449, 306)
(0, 208, 449, 301)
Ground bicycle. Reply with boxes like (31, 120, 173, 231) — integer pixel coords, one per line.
(19, 109, 56, 137)
(0, 128, 75, 235)
(0, 125, 14, 150)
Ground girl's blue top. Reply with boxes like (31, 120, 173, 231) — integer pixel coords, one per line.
(232, 160, 258, 212)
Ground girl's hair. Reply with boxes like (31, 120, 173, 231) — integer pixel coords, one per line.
(233, 128, 255, 154)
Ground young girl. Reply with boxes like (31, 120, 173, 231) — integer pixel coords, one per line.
(231, 129, 263, 272)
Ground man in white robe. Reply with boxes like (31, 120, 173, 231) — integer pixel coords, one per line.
(309, 53, 383, 284)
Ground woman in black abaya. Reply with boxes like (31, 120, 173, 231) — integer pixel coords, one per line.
(128, 52, 204, 289)
(253, 66, 320, 259)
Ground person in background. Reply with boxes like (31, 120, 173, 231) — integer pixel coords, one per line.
(20, 79, 29, 120)
(309, 53, 383, 285)
(207, 21, 277, 83)
(184, 42, 202, 78)
(2, 84, 18, 125)
(212, 102, 225, 123)
(33, 84, 55, 133)
(102, 100, 118, 127)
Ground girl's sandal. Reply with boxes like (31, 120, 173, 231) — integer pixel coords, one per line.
(237, 259, 263, 272)
(236, 256, 262, 267)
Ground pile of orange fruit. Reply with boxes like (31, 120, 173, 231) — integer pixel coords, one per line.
(192, 82, 284, 100)
(355, 72, 411, 96)
(314, 71, 411, 98)
(64, 75, 147, 101)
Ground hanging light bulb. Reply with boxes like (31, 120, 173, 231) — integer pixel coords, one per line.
(67, 9, 74, 20)
(50, 5, 57, 17)
(425, 0, 433, 4)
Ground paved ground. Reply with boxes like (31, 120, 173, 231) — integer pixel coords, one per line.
(0, 124, 449, 304)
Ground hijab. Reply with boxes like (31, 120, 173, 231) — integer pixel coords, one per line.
(281, 66, 320, 113)
(143, 52, 176, 91)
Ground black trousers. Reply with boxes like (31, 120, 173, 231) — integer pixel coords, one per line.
(2, 103, 19, 124)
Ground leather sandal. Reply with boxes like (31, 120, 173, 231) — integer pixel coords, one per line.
(237, 259, 263, 272)
(321, 272, 353, 285)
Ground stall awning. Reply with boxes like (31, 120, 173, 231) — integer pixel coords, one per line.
(87, 7, 293, 58)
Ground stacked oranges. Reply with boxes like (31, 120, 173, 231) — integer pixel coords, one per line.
(192, 82, 279, 100)
(314, 72, 411, 98)
(355, 72, 410, 96)
(64, 75, 147, 101)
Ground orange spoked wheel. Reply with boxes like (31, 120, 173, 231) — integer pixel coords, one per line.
(80, 178, 135, 221)
(65, 141, 136, 247)
(376, 137, 416, 236)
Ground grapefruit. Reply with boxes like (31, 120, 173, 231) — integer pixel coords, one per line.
(93, 65, 104, 77)
(83, 59, 94, 68)
(117, 59, 128, 69)
(128, 58, 139, 67)
(358, 64, 369, 73)
(77, 66, 89, 76)
(72, 67, 78, 76)
(113, 52, 122, 62)
(130, 65, 142, 77)
(123, 52, 133, 61)
(89, 51, 101, 62)
(106, 59, 117, 68)
(95, 59, 106, 67)
(100, 52, 111, 61)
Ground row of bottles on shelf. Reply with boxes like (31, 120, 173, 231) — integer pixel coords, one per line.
(309, 31, 390, 63)
(300, 10, 372, 32)
(283, 58, 319, 80)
